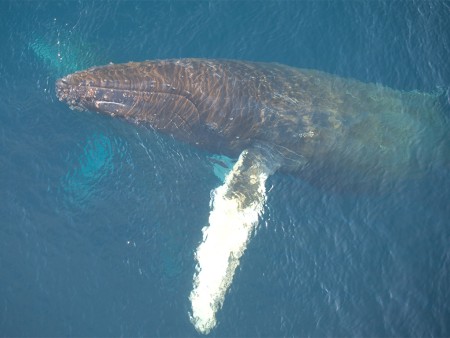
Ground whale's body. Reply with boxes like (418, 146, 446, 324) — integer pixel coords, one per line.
(56, 59, 449, 333)
(57, 59, 448, 189)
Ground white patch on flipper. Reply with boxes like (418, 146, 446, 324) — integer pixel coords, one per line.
(189, 149, 273, 334)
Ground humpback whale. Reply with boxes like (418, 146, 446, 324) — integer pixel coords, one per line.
(56, 59, 449, 334)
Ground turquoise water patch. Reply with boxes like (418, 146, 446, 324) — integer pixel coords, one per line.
(208, 154, 235, 183)
(62, 133, 116, 207)
(29, 20, 104, 78)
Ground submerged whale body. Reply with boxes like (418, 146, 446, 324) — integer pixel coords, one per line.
(56, 59, 449, 333)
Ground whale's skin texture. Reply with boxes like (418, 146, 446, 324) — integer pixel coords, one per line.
(56, 59, 449, 190)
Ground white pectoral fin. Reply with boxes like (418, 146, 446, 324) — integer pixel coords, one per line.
(189, 144, 281, 334)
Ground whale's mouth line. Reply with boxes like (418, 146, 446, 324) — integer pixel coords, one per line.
(94, 100, 127, 107)
(56, 79, 193, 113)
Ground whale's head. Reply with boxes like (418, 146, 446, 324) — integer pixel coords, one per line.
(56, 59, 250, 154)
(57, 60, 202, 127)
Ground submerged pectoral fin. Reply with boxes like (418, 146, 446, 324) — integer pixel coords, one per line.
(189, 144, 281, 334)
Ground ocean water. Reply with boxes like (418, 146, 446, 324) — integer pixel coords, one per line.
(1, 1, 450, 336)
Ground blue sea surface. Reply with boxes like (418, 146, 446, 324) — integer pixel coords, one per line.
(1, 1, 449, 336)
